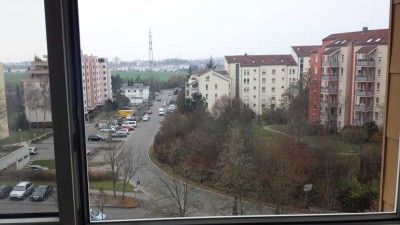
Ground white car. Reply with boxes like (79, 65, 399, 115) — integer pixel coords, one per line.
(9, 182, 34, 200)
(30, 165, 49, 171)
(158, 108, 165, 116)
(90, 209, 106, 221)
(100, 127, 116, 133)
(143, 114, 150, 121)
(28, 147, 37, 155)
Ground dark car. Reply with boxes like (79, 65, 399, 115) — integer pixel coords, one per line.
(30, 185, 53, 201)
(87, 135, 105, 142)
(0, 185, 12, 199)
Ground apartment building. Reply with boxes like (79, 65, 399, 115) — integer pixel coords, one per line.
(308, 27, 388, 129)
(224, 54, 298, 115)
(123, 83, 150, 104)
(185, 68, 231, 111)
(21, 56, 52, 128)
(0, 63, 9, 138)
(81, 54, 113, 114)
(291, 45, 321, 77)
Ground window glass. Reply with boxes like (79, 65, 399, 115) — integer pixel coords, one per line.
(77, 0, 390, 222)
(0, 0, 58, 215)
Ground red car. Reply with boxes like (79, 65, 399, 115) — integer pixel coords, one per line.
(120, 125, 135, 131)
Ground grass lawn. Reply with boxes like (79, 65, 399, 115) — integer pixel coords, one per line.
(89, 181, 135, 192)
(88, 162, 107, 167)
(112, 71, 185, 82)
(4, 73, 30, 89)
(0, 129, 51, 145)
(32, 160, 56, 169)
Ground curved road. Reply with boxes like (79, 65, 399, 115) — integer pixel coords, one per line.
(105, 91, 273, 220)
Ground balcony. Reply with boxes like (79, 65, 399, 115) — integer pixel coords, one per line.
(355, 75, 374, 82)
(356, 59, 375, 67)
(353, 119, 372, 126)
(321, 87, 338, 94)
(355, 90, 373, 97)
(320, 101, 337, 108)
(322, 61, 339, 67)
(321, 74, 338, 81)
(354, 104, 373, 112)
(320, 113, 337, 121)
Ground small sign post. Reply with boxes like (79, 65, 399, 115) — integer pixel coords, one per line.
(303, 184, 313, 208)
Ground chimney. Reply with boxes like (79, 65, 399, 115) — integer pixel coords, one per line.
(244, 53, 248, 58)
(362, 26, 368, 33)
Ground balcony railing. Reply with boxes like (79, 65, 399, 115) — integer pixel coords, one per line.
(320, 101, 337, 108)
(321, 87, 338, 94)
(355, 90, 373, 97)
(355, 75, 374, 82)
(354, 104, 373, 111)
(320, 113, 337, 121)
(321, 74, 338, 81)
(356, 59, 375, 67)
(322, 61, 339, 67)
(353, 119, 372, 126)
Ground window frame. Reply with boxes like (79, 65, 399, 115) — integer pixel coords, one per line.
(2, 0, 400, 224)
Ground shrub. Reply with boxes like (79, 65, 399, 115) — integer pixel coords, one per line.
(88, 170, 113, 182)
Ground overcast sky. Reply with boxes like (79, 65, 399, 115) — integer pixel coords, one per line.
(0, 0, 390, 63)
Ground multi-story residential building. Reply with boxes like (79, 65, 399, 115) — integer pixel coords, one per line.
(81, 54, 113, 114)
(291, 45, 321, 77)
(21, 56, 52, 128)
(308, 27, 388, 129)
(123, 84, 150, 104)
(0, 63, 9, 138)
(185, 68, 231, 111)
(224, 54, 298, 114)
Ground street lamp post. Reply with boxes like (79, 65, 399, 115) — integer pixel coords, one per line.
(18, 129, 22, 143)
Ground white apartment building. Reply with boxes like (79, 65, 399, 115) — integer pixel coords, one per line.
(123, 84, 150, 104)
(81, 54, 113, 114)
(0, 63, 9, 138)
(291, 45, 321, 77)
(185, 68, 231, 111)
(224, 54, 298, 115)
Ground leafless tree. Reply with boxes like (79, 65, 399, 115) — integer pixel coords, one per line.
(119, 148, 144, 200)
(90, 187, 110, 220)
(103, 142, 125, 196)
(150, 166, 202, 217)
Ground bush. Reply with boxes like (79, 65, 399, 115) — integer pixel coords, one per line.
(88, 170, 113, 182)
(370, 131, 383, 143)
(0, 170, 56, 182)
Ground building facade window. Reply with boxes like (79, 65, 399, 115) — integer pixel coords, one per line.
(272, 69, 276, 75)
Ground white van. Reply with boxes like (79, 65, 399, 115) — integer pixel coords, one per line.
(122, 121, 137, 128)
(158, 108, 165, 116)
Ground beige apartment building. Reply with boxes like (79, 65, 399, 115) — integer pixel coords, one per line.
(291, 45, 321, 77)
(224, 54, 298, 115)
(0, 63, 9, 138)
(309, 28, 388, 129)
(81, 54, 113, 115)
(185, 68, 231, 111)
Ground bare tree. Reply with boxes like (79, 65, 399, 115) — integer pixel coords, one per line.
(103, 142, 125, 196)
(215, 127, 254, 215)
(119, 148, 144, 200)
(90, 187, 110, 220)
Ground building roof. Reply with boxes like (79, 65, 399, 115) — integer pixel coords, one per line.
(291, 45, 321, 57)
(323, 28, 388, 48)
(225, 54, 297, 67)
(322, 48, 340, 56)
(355, 46, 377, 54)
(194, 68, 229, 77)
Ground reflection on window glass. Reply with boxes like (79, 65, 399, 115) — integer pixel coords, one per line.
(0, 0, 58, 214)
(78, 0, 390, 221)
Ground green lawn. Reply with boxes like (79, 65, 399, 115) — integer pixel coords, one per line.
(32, 160, 56, 169)
(89, 181, 135, 192)
(4, 73, 30, 89)
(0, 129, 51, 145)
(112, 71, 185, 82)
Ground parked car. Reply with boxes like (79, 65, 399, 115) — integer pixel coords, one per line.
(0, 185, 12, 199)
(9, 182, 34, 200)
(126, 116, 137, 121)
(111, 130, 128, 138)
(100, 127, 116, 133)
(122, 121, 137, 128)
(30, 165, 49, 171)
(90, 209, 106, 221)
(30, 185, 53, 201)
(119, 125, 134, 131)
(87, 135, 105, 142)
(158, 108, 165, 116)
(29, 147, 37, 155)
(147, 108, 152, 114)
(119, 128, 130, 133)
(143, 114, 150, 121)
